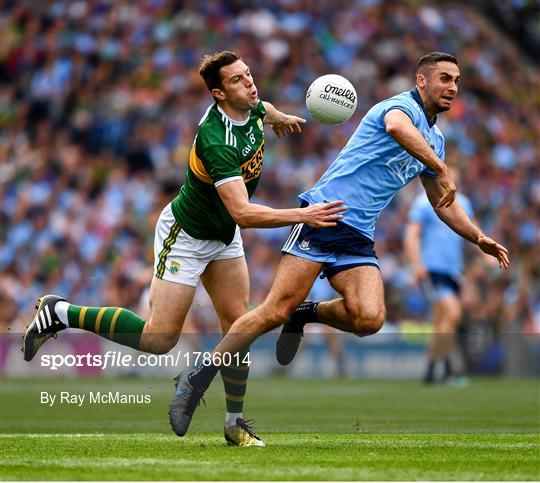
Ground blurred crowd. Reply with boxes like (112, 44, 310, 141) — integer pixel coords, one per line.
(1, 0, 539, 343)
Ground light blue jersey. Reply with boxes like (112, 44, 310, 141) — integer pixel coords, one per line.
(409, 192, 474, 279)
(300, 88, 445, 240)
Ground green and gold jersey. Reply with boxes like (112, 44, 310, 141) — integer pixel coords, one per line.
(171, 101, 266, 245)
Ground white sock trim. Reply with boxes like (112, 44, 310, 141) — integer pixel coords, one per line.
(55, 301, 70, 326)
(225, 412, 243, 427)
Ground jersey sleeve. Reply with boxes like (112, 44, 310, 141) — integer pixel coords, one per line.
(408, 196, 430, 224)
(201, 144, 242, 184)
(379, 96, 422, 126)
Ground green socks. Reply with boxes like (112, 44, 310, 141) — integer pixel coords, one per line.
(220, 351, 250, 413)
(67, 304, 146, 349)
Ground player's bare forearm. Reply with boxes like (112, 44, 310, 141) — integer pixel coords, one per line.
(422, 176, 481, 243)
(261, 101, 285, 124)
(217, 179, 345, 228)
(421, 177, 509, 268)
(262, 101, 306, 137)
(234, 201, 346, 229)
(234, 203, 304, 228)
(435, 202, 484, 245)
(437, 204, 510, 268)
(234, 202, 347, 229)
(384, 110, 446, 176)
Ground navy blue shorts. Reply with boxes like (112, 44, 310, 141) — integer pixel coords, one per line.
(281, 220, 379, 279)
(421, 271, 461, 301)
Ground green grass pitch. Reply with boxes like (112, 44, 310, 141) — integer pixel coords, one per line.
(1, 377, 539, 480)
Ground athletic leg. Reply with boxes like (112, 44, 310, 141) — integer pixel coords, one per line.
(426, 293, 462, 381)
(201, 257, 251, 426)
(317, 265, 386, 336)
(201, 257, 250, 333)
(275, 264, 385, 365)
(194, 254, 322, 379)
(24, 200, 205, 360)
(64, 276, 195, 353)
(138, 277, 196, 353)
(323, 329, 346, 377)
(169, 254, 322, 437)
(22, 278, 195, 361)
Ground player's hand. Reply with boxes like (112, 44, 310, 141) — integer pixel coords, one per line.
(271, 115, 306, 138)
(301, 200, 347, 227)
(437, 169, 457, 208)
(477, 236, 510, 269)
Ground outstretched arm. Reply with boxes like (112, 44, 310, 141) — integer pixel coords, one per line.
(217, 179, 346, 229)
(384, 109, 456, 208)
(421, 176, 510, 269)
(262, 101, 306, 138)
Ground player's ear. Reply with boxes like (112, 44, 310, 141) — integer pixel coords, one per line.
(416, 73, 426, 89)
(211, 88, 226, 101)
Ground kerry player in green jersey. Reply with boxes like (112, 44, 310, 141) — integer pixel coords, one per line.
(22, 51, 345, 446)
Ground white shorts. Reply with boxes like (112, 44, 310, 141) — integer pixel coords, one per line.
(153, 203, 244, 286)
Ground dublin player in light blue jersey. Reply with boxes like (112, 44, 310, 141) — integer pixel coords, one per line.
(168, 52, 510, 438)
(405, 170, 473, 384)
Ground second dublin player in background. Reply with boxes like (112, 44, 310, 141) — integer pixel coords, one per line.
(405, 166, 473, 384)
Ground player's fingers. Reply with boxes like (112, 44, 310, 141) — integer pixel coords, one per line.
(317, 221, 338, 227)
(438, 190, 455, 208)
(497, 249, 508, 267)
(436, 191, 449, 208)
(436, 195, 448, 209)
(445, 191, 456, 208)
(499, 251, 510, 268)
(325, 205, 348, 214)
(497, 244, 509, 254)
(324, 200, 346, 208)
(322, 214, 344, 221)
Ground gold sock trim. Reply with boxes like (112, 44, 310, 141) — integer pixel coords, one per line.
(78, 307, 88, 329)
(227, 365, 250, 372)
(225, 393, 245, 403)
(108, 308, 122, 340)
(94, 307, 107, 334)
(221, 375, 247, 385)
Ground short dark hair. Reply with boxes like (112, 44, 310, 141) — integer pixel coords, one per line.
(199, 51, 241, 92)
(417, 52, 458, 74)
